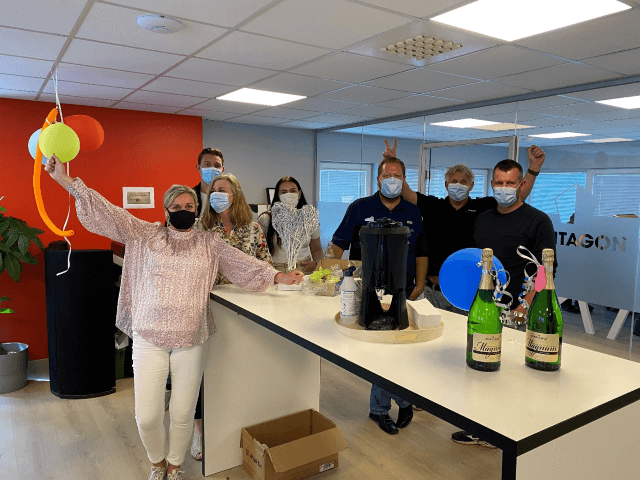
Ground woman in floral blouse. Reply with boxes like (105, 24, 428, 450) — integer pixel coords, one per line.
(199, 173, 273, 284)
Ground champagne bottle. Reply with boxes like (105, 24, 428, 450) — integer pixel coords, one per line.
(526, 248, 562, 371)
(466, 248, 502, 371)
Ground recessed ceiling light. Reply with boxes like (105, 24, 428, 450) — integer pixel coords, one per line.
(595, 95, 640, 109)
(530, 132, 591, 138)
(431, 118, 500, 128)
(216, 88, 306, 106)
(431, 0, 630, 42)
(584, 137, 634, 143)
(474, 122, 535, 131)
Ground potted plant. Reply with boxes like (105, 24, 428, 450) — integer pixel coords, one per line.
(0, 196, 44, 393)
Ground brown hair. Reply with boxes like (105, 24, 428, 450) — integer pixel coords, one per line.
(377, 157, 406, 177)
(201, 174, 253, 230)
(197, 148, 224, 166)
(493, 159, 523, 181)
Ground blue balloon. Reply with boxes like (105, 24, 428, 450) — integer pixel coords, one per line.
(28, 129, 41, 159)
(439, 248, 508, 311)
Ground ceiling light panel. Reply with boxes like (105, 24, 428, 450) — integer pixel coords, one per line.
(217, 88, 306, 106)
(379, 34, 462, 60)
(530, 132, 591, 138)
(584, 137, 634, 143)
(431, 118, 500, 128)
(596, 95, 640, 109)
(431, 0, 630, 42)
(474, 122, 535, 131)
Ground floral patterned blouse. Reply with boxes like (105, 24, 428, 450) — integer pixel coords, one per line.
(207, 221, 273, 285)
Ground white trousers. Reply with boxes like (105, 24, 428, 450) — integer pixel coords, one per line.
(132, 331, 210, 466)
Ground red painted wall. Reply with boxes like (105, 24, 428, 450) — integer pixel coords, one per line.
(0, 98, 203, 360)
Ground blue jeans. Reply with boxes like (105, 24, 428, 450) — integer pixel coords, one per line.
(370, 385, 410, 415)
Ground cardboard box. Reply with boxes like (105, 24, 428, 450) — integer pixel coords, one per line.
(240, 409, 348, 480)
(313, 259, 362, 297)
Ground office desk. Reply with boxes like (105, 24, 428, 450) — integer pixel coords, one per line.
(204, 285, 640, 479)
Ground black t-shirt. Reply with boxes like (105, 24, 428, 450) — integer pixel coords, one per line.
(474, 203, 556, 308)
(416, 193, 497, 276)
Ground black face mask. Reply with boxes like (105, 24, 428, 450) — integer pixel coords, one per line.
(167, 210, 196, 230)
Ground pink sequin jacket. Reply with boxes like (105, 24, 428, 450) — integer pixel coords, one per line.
(66, 178, 278, 348)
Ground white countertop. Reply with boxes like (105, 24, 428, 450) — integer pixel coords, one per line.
(210, 284, 640, 444)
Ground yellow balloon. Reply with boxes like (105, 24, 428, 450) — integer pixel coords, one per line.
(38, 123, 80, 163)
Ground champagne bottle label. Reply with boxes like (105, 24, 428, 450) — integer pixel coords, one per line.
(471, 333, 502, 362)
(525, 330, 560, 362)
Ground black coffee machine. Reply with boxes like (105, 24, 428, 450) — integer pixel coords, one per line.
(359, 218, 410, 330)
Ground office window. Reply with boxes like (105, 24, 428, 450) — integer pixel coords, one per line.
(592, 172, 640, 217)
(319, 163, 370, 202)
(527, 172, 587, 222)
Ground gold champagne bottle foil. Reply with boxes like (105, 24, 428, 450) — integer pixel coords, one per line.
(479, 248, 494, 290)
(542, 248, 555, 290)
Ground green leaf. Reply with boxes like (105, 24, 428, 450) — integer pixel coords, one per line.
(4, 232, 18, 250)
(5, 254, 21, 282)
(12, 251, 37, 265)
(0, 252, 3, 271)
(0, 308, 13, 314)
(0, 206, 5, 212)
(17, 234, 29, 256)
(0, 243, 9, 253)
(0, 297, 10, 303)
(32, 236, 44, 250)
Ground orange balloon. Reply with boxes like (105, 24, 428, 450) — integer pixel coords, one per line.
(33, 108, 74, 238)
(64, 115, 104, 151)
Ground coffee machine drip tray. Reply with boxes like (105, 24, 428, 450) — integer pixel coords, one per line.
(368, 315, 397, 330)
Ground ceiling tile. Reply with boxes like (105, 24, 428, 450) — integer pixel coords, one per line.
(124, 90, 208, 108)
(76, 3, 228, 55)
(581, 48, 640, 76)
(319, 85, 410, 104)
(191, 98, 268, 114)
(515, 9, 640, 61)
(62, 39, 185, 74)
(429, 81, 531, 102)
(176, 109, 239, 120)
(143, 77, 235, 97)
(112, 101, 180, 114)
(0, 87, 38, 101)
(38, 93, 116, 108)
(374, 94, 462, 112)
(304, 112, 370, 124)
(280, 120, 335, 129)
(558, 110, 640, 123)
(426, 45, 565, 80)
(42, 79, 133, 101)
(338, 104, 404, 118)
(517, 95, 587, 111)
(0, 55, 53, 78)
(365, 67, 477, 93)
(286, 97, 363, 113)
(167, 57, 274, 86)
(561, 83, 640, 103)
(0, 27, 67, 60)
(2, 0, 87, 36)
(242, 0, 411, 49)
(227, 115, 290, 125)
(250, 73, 350, 97)
(248, 107, 320, 120)
(197, 31, 329, 70)
(0, 73, 45, 91)
(527, 102, 617, 118)
(56, 63, 154, 89)
(495, 63, 620, 91)
(291, 53, 413, 83)
(107, 0, 275, 28)
(356, 0, 467, 18)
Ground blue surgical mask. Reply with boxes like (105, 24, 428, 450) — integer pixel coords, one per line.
(200, 167, 222, 185)
(447, 183, 469, 202)
(210, 192, 232, 213)
(380, 177, 403, 199)
(493, 185, 520, 207)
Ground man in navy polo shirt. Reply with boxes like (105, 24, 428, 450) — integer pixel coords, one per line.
(331, 156, 427, 436)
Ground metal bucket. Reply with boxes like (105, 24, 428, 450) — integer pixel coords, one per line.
(0, 343, 29, 394)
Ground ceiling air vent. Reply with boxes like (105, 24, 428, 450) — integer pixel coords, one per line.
(380, 35, 461, 60)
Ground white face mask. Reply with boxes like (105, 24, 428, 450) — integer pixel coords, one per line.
(447, 183, 470, 202)
(493, 184, 520, 207)
(280, 192, 299, 208)
(210, 192, 232, 213)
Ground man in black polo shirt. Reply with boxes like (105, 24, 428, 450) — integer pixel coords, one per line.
(331, 156, 427, 436)
(383, 139, 546, 312)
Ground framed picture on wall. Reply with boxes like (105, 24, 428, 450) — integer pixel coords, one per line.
(266, 187, 276, 205)
(123, 187, 155, 209)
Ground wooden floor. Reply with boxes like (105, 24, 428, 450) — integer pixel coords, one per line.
(2, 308, 638, 480)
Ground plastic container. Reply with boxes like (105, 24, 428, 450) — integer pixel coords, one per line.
(340, 267, 358, 324)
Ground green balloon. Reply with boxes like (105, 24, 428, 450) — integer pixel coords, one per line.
(38, 123, 80, 163)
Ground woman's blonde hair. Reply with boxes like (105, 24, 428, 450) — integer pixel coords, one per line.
(163, 184, 197, 210)
(202, 173, 253, 230)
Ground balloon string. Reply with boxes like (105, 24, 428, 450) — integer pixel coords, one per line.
(54, 69, 63, 123)
(56, 161, 72, 276)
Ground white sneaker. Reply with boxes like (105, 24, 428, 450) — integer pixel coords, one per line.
(167, 469, 184, 480)
(191, 430, 202, 461)
(148, 465, 166, 480)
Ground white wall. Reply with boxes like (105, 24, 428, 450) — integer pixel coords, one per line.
(203, 120, 316, 205)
